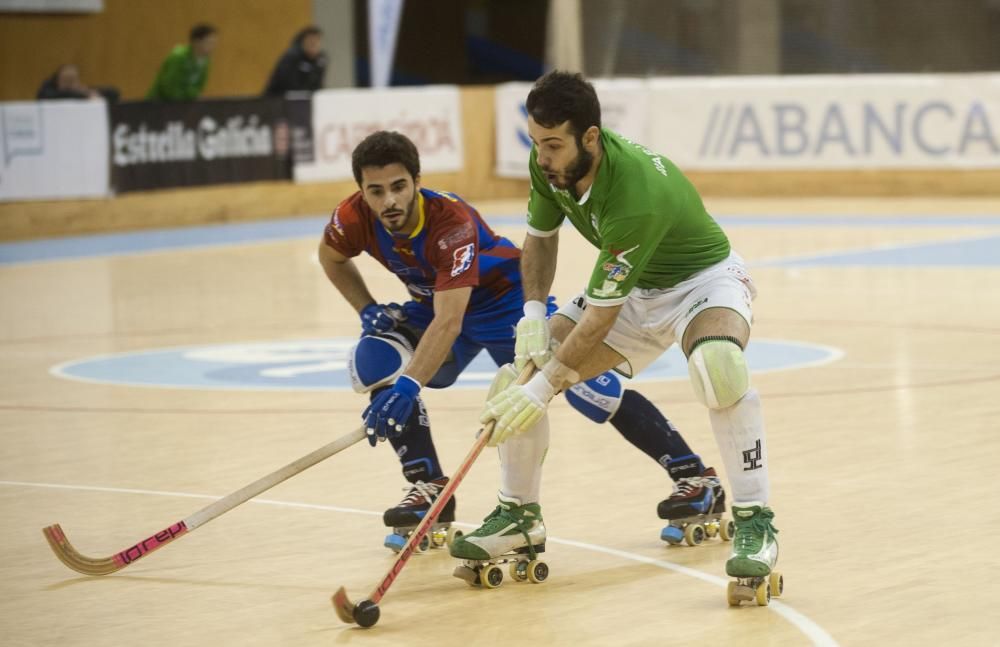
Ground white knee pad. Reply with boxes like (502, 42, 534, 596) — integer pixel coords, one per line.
(348, 331, 414, 394)
(687, 338, 749, 410)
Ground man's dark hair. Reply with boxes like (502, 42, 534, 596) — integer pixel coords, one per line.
(295, 25, 322, 44)
(351, 131, 421, 185)
(525, 71, 601, 139)
(189, 23, 218, 43)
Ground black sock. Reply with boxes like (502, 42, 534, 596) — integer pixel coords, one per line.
(377, 393, 444, 482)
(610, 390, 694, 471)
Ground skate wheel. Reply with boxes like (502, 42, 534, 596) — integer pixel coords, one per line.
(705, 521, 719, 538)
(431, 529, 447, 548)
(720, 519, 735, 542)
(482, 564, 504, 589)
(527, 559, 548, 584)
(754, 580, 771, 606)
(769, 571, 784, 597)
(684, 524, 706, 546)
(509, 561, 528, 582)
(445, 527, 462, 547)
(415, 534, 430, 553)
(726, 581, 741, 607)
(383, 533, 406, 553)
(660, 525, 684, 544)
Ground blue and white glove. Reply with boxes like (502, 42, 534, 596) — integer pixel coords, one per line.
(363, 375, 421, 447)
(360, 302, 406, 335)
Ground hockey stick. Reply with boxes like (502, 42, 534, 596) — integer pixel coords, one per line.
(332, 366, 534, 628)
(43, 425, 367, 576)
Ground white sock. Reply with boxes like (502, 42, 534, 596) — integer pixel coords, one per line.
(498, 413, 549, 504)
(708, 388, 770, 505)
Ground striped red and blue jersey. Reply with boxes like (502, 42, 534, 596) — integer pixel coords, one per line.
(323, 188, 521, 312)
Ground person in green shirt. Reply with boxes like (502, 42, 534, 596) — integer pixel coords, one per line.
(146, 23, 218, 101)
(464, 71, 781, 604)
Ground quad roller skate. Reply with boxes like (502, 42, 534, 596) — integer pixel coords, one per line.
(382, 478, 458, 553)
(725, 504, 783, 607)
(449, 494, 548, 589)
(658, 459, 732, 546)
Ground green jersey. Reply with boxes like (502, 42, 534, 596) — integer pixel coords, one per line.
(147, 44, 210, 101)
(527, 128, 730, 305)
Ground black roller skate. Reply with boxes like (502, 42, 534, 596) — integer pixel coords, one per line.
(658, 456, 732, 546)
(383, 477, 457, 553)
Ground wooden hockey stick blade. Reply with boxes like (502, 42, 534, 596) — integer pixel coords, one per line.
(43, 425, 367, 575)
(331, 586, 357, 624)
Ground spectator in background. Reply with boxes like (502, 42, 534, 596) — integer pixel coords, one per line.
(37, 64, 119, 102)
(147, 23, 218, 101)
(263, 26, 327, 96)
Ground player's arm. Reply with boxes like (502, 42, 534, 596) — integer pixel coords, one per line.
(317, 240, 376, 313)
(520, 231, 559, 304)
(402, 286, 472, 385)
(548, 302, 622, 389)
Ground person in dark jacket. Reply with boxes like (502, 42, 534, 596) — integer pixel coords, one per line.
(37, 64, 119, 102)
(263, 26, 327, 96)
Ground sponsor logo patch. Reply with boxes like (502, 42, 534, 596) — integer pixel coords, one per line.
(450, 243, 475, 277)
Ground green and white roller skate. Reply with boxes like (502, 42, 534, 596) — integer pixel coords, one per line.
(725, 504, 783, 607)
(449, 494, 548, 589)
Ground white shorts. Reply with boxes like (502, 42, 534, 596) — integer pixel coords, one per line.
(555, 251, 757, 378)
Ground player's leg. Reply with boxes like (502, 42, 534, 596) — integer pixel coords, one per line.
(449, 359, 548, 564)
(449, 337, 550, 562)
(680, 271, 778, 577)
(348, 329, 456, 547)
(552, 300, 728, 534)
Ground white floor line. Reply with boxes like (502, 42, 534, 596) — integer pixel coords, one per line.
(3, 479, 837, 646)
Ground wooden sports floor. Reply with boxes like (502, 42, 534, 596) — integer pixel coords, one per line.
(2, 196, 999, 646)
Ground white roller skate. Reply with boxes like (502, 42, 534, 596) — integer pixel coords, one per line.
(725, 504, 783, 607)
(449, 494, 548, 589)
(382, 478, 457, 553)
(658, 458, 732, 546)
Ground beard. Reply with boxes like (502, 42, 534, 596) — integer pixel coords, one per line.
(547, 146, 594, 191)
(379, 192, 418, 234)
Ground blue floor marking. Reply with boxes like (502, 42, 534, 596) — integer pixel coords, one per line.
(2, 212, 999, 266)
(762, 234, 1000, 267)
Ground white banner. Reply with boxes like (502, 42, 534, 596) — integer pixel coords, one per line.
(650, 74, 1000, 169)
(294, 86, 463, 183)
(495, 78, 649, 178)
(0, 101, 109, 202)
(0, 0, 102, 11)
(368, 0, 404, 88)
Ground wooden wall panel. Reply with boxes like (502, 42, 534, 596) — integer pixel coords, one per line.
(0, 0, 314, 101)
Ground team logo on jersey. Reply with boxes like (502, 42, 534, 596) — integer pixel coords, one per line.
(330, 209, 345, 237)
(450, 243, 476, 277)
(592, 280, 622, 298)
(609, 244, 640, 268)
(602, 261, 630, 282)
(388, 260, 423, 278)
(438, 223, 474, 250)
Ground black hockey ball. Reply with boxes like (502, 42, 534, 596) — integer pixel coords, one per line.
(354, 600, 380, 628)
